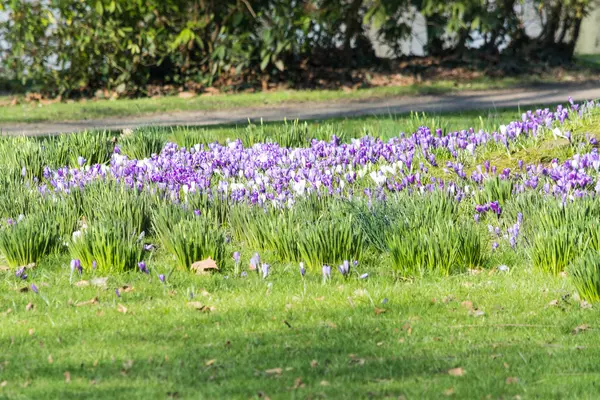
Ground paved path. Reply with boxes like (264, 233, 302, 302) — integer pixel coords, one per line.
(3, 81, 600, 136)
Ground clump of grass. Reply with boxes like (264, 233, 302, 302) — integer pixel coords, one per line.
(119, 128, 167, 160)
(69, 220, 143, 273)
(297, 216, 363, 272)
(153, 207, 226, 270)
(0, 213, 59, 267)
(63, 130, 114, 166)
(81, 182, 153, 236)
(388, 221, 484, 277)
(530, 227, 583, 275)
(570, 251, 600, 302)
(475, 176, 514, 205)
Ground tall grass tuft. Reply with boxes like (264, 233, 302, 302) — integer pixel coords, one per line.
(569, 251, 600, 302)
(297, 216, 363, 271)
(69, 220, 143, 273)
(119, 128, 167, 160)
(0, 213, 58, 267)
(153, 207, 226, 270)
(388, 221, 484, 277)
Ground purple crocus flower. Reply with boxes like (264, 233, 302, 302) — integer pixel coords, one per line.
(261, 263, 270, 279)
(92, 260, 97, 270)
(233, 252, 241, 264)
(15, 267, 27, 280)
(31, 283, 38, 294)
(249, 253, 260, 270)
(299, 262, 306, 277)
(138, 261, 149, 274)
(240, 271, 248, 278)
(338, 260, 350, 276)
(144, 244, 155, 251)
(77, 156, 86, 167)
(193, 209, 201, 216)
(70, 259, 82, 275)
(115, 288, 121, 298)
(359, 273, 369, 279)
(322, 265, 331, 280)
(158, 274, 165, 283)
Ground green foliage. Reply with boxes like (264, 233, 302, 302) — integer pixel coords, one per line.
(69, 220, 143, 273)
(0, 212, 59, 267)
(118, 128, 166, 160)
(153, 206, 226, 271)
(388, 221, 484, 277)
(570, 251, 600, 303)
(297, 216, 363, 272)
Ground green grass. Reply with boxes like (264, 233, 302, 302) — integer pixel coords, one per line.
(0, 75, 572, 124)
(1, 262, 599, 399)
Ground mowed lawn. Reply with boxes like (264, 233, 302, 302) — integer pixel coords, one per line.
(1, 264, 599, 399)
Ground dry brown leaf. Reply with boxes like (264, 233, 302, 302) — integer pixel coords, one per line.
(0, 265, 9, 272)
(448, 367, 465, 377)
(64, 371, 71, 383)
(310, 360, 318, 368)
(559, 271, 568, 278)
(506, 376, 519, 384)
(205, 359, 216, 366)
(75, 297, 98, 307)
(75, 280, 89, 288)
(265, 367, 283, 375)
(90, 277, 108, 287)
(117, 304, 128, 314)
(402, 323, 412, 335)
(121, 285, 134, 293)
(548, 299, 558, 306)
(572, 324, 590, 335)
(461, 300, 473, 311)
(28, 328, 34, 336)
(191, 257, 219, 275)
(374, 307, 386, 315)
(48, 355, 53, 364)
(443, 387, 455, 396)
(25, 303, 34, 312)
(292, 377, 305, 389)
(320, 380, 329, 386)
(469, 309, 485, 317)
(177, 91, 196, 99)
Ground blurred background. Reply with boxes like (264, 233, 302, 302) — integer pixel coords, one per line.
(0, 0, 598, 99)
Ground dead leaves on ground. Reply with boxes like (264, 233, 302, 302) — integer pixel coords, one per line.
(572, 324, 590, 335)
(75, 297, 98, 307)
(448, 367, 466, 377)
(191, 258, 219, 275)
(187, 302, 215, 312)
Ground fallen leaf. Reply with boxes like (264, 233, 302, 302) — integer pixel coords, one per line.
(28, 329, 34, 336)
(75, 297, 98, 307)
(572, 324, 590, 335)
(48, 355, 53, 364)
(117, 304, 128, 314)
(314, 296, 325, 301)
(443, 387, 455, 396)
(74, 280, 89, 287)
(0, 381, 6, 387)
(64, 371, 71, 383)
(121, 285, 134, 293)
(310, 360, 318, 368)
(580, 301, 593, 309)
(461, 301, 473, 311)
(402, 323, 412, 335)
(190, 257, 219, 275)
(559, 271, 568, 278)
(178, 91, 196, 99)
(292, 377, 305, 389)
(0, 265, 9, 272)
(205, 359, 216, 366)
(25, 303, 34, 311)
(469, 309, 485, 317)
(506, 376, 519, 384)
(548, 299, 558, 306)
(122, 360, 134, 370)
(448, 367, 465, 377)
(374, 307, 386, 315)
(1, 308, 12, 317)
(320, 380, 329, 386)
(90, 277, 108, 287)
(21, 263, 36, 270)
(265, 367, 283, 375)
(468, 269, 482, 275)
